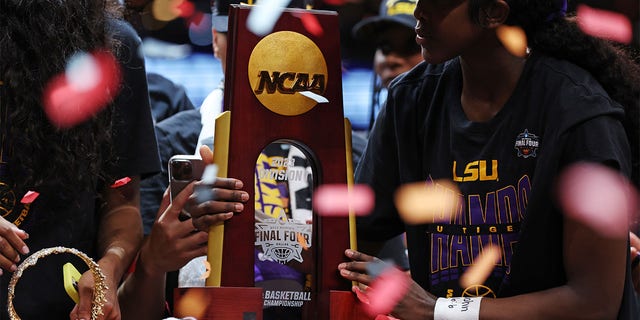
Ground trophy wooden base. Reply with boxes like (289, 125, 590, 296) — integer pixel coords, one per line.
(173, 288, 374, 319)
(173, 287, 263, 319)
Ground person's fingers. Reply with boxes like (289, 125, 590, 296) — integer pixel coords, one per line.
(160, 182, 196, 222)
(199, 145, 214, 164)
(345, 249, 376, 263)
(156, 187, 172, 219)
(192, 212, 234, 232)
(0, 226, 29, 271)
(73, 282, 93, 320)
(210, 177, 245, 193)
(338, 264, 374, 286)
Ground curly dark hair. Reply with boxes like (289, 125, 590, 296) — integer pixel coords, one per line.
(0, 0, 125, 203)
(468, 0, 640, 186)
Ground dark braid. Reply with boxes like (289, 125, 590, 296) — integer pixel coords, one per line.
(470, 0, 640, 186)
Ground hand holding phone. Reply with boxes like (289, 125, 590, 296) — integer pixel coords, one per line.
(168, 155, 205, 220)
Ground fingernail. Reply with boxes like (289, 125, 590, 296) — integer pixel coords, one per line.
(234, 203, 244, 212)
(241, 192, 249, 201)
(235, 181, 243, 189)
(338, 263, 346, 269)
(10, 264, 17, 272)
(225, 212, 234, 219)
(14, 255, 20, 263)
(21, 246, 29, 255)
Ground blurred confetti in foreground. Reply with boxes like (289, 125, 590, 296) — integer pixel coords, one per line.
(556, 162, 639, 239)
(313, 184, 374, 216)
(294, 11, 324, 37)
(362, 263, 410, 317)
(394, 179, 460, 225)
(174, 288, 208, 319)
(247, 0, 291, 36)
(496, 25, 528, 58)
(43, 50, 120, 128)
(577, 5, 633, 44)
(459, 245, 501, 289)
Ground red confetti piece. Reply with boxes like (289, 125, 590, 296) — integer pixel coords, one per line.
(313, 184, 374, 216)
(110, 177, 132, 188)
(43, 50, 121, 129)
(323, 0, 346, 5)
(299, 12, 323, 37)
(577, 5, 633, 44)
(353, 286, 370, 304)
(20, 191, 40, 204)
(557, 162, 638, 239)
(364, 266, 410, 316)
(176, 0, 195, 18)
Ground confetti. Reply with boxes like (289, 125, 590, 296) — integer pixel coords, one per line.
(175, 0, 195, 18)
(188, 12, 213, 46)
(20, 191, 40, 204)
(297, 232, 309, 250)
(496, 25, 528, 58)
(297, 11, 324, 37)
(246, 0, 291, 36)
(364, 266, 410, 317)
(313, 184, 374, 216)
(353, 285, 370, 304)
(394, 179, 459, 225)
(200, 259, 211, 279)
(174, 288, 208, 319)
(459, 245, 501, 288)
(43, 50, 120, 129)
(577, 5, 633, 44)
(299, 91, 329, 103)
(152, 0, 183, 22)
(110, 177, 132, 188)
(557, 162, 638, 239)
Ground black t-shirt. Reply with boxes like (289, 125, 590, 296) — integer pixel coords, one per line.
(355, 53, 638, 318)
(0, 18, 160, 319)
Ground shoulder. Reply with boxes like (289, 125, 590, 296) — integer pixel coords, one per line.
(387, 59, 458, 100)
(107, 18, 141, 47)
(529, 54, 624, 123)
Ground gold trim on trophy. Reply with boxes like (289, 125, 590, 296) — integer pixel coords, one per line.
(7, 247, 107, 320)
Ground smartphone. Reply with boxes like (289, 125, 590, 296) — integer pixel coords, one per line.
(168, 154, 205, 203)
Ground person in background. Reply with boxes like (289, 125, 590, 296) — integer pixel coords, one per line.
(0, 0, 160, 319)
(339, 0, 640, 319)
(352, 0, 424, 132)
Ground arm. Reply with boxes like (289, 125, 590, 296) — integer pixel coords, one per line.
(118, 185, 211, 320)
(341, 216, 628, 320)
(71, 176, 143, 320)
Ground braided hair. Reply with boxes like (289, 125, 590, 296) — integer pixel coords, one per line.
(0, 0, 122, 203)
(469, 0, 640, 186)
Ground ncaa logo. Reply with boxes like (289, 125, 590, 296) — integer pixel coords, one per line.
(248, 31, 328, 116)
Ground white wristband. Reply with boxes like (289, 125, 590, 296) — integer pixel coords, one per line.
(434, 297, 482, 320)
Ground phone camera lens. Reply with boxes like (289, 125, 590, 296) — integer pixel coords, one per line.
(171, 160, 193, 180)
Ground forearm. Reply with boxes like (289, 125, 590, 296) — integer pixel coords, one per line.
(97, 176, 144, 283)
(118, 248, 167, 320)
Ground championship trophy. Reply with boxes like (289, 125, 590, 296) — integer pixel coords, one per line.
(173, 4, 371, 320)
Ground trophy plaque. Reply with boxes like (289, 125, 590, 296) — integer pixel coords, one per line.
(174, 5, 370, 319)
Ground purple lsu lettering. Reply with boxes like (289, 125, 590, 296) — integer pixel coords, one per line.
(430, 175, 531, 273)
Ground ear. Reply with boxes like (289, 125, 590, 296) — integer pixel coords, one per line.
(479, 0, 510, 28)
